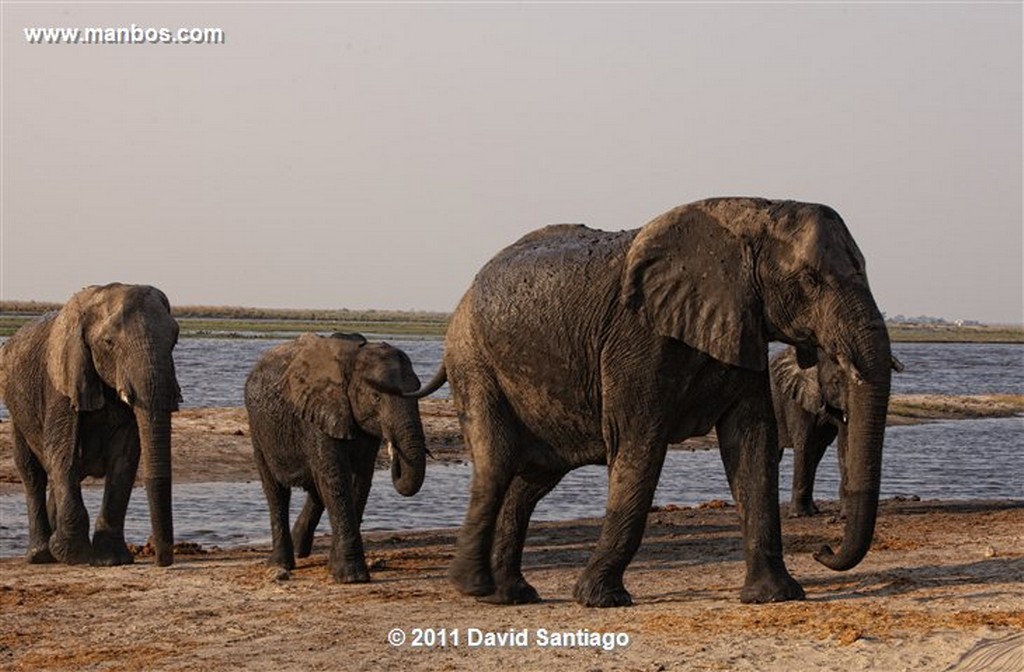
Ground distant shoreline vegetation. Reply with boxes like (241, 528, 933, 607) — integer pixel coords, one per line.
(1, 301, 1021, 342)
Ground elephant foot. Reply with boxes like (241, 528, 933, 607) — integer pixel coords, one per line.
(328, 554, 370, 583)
(788, 501, 820, 518)
(329, 565, 370, 584)
(266, 549, 296, 572)
(740, 571, 806, 604)
(91, 530, 135, 566)
(573, 574, 633, 608)
(479, 576, 541, 605)
(448, 556, 495, 597)
(49, 531, 92, 565)
(26, 544, 56, 564)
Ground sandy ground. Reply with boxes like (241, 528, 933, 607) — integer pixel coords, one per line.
(1, 396, 1022, 671)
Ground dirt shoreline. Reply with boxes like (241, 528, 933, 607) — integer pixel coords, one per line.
(1, 498, 1021, 671)
(1, 395, 1022, 670)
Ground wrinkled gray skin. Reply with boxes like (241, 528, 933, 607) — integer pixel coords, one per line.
(410, 198, 894, 607)
(771, 346, 903, 518)
(0, 284, 181, 567)
(244, 332, 427, 583)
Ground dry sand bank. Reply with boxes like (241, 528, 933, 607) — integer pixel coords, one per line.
(0, 499, 1021, 671)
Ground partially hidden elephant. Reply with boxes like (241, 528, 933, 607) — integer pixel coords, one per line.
(0, 283, 181, 566)
(408, 197, 895, 607)
(771, 345, 904, 517)
(244, 332, 427, 582)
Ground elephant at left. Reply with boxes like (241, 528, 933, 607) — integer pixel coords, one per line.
(0, 283, 181, 567)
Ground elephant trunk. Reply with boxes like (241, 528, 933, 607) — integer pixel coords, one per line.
(814, 310, 892, 571)
(387, 415, 427, 497)
(135, 409, 174, 567)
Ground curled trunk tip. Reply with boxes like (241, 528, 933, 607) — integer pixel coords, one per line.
(388, 429, 426, 497)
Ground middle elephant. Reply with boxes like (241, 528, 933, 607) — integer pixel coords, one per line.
(245, 332, 427, 582)
(410, 197, 894, 608)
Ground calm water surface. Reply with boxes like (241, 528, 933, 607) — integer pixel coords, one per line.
(176, 339, 1024, 407)
(0, 339, 1020, 557)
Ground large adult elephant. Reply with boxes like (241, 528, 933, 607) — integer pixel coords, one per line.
(409, 198, 894, 607)
(0, 283, 181, 567)
(244, 332, 427, 583)
(771, 345, 903, 518)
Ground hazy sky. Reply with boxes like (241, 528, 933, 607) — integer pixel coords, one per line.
(2, 3, 1021, 323)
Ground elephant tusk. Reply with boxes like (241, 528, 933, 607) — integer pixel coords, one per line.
(119, 390, 132, 405)
(387, 440, 394, 462)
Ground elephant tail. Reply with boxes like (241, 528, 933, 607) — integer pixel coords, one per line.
(403, 364, 447, 399)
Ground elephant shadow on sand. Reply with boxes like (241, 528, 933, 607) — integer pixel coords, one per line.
(798, 501, 1023, 602)
(797, 556, 1024, 603)
(296, 517, 741, 585)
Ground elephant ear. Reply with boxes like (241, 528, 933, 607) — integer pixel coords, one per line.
(281, 333, 358, 440)
(621, 206, 766, 370)
(46, 289, 105, 411)
(771, 349, 824, 416)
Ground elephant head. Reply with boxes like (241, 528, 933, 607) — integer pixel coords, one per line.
(774, 345, 905, 427)
(45, 283, 181, 566)
(771, 346, 850, 428)
(623, 198, 893, 571)
(282, 333, 427, 497)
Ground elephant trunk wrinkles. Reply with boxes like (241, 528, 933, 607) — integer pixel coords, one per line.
(389, 418, 427, 497)
(125, 351, 179, 413)
(135, 409, 174, 567)
(815, 309, 892, 571)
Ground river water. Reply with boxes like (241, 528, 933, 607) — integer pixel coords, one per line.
(1, 339, 1021, 556)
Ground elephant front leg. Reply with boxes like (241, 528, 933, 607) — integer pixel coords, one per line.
(718, 392, 805, 604)
(13, 429, 55, 564)
(484, 470, 564, 605)
(43, 411, 93, 564)
(315, 441, 369, 583)
(790, 437, 822, 518)
(92, 430, 141, 566)
(573, 441, 666, 608)
(790, 425, 837, 518)
(47, 477, 93, 565)
(348, 443, 378, 527)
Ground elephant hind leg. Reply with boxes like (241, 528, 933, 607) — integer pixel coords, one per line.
(573, 439, 666, 608)
(482, 469, 565, 605)
(292, 490, 325, 559)
(449, 390, 519, 598)
(13, 428, 55, 564)
(254, 449, 295, 571)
